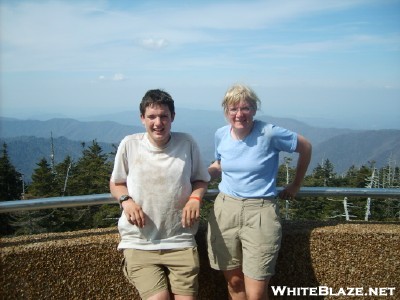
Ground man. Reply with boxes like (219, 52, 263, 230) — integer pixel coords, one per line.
(110, 89, 210, 300)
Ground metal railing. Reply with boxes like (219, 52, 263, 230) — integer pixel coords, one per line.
(0, 187, 399, 213)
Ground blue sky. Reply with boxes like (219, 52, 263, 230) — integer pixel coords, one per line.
(1, 0, 399, 129)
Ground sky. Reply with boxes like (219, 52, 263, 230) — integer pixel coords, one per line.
(1, 0, 399, 129)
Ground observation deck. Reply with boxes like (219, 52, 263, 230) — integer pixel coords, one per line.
(1, 188, 399, 299)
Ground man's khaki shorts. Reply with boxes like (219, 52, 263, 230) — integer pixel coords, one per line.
(123, 247, 199, 299)
(207, 192, 282, 280)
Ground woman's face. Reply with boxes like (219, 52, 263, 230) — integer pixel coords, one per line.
(226, 100, 256, 131)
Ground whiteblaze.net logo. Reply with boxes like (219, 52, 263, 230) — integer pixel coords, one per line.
(271, 286, 396, 297)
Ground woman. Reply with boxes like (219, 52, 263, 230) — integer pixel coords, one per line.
(207, 84, 312, 300)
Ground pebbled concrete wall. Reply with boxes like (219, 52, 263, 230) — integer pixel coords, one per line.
(1, 221, 399, 300)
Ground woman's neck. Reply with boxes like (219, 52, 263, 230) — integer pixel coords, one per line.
(231, 122, 254, 141)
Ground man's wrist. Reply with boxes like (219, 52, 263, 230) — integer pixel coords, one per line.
(118, 194, 132, 209)
(189, 196, 202, 202)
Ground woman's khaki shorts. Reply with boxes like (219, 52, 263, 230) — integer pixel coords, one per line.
(207, 193, 282, 280)
(123, 247, 199, 299)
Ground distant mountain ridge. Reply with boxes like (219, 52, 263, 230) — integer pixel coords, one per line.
(0, 117, 142, 144)
(1, 110, 399, 181)
(312, 130, 400, 172)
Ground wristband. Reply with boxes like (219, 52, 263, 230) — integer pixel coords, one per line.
(189, 196, 202, 201)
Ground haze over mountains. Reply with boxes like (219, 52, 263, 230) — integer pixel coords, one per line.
(1, 108, 399, 182)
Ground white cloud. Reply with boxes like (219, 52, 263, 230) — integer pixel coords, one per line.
(139, 38, 169, 50)
(252, 33, 400, 57)
(1, 0, 399, 129)
(95, 73, 127, 81)
(0, 0, 377, 73)
(0, 0, 398, 90)
(112, 73, 126, 81)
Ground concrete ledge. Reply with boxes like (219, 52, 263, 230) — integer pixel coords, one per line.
(1, 221, 399, 299)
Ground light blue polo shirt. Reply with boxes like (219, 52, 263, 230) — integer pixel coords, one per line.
(215, 120, 297, 198)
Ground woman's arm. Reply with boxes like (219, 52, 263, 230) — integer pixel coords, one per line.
(279, 134, 312, 199)
(208, 160, 222, 180)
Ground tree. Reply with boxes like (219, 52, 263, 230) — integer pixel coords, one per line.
(11, 157, 58, 235)
(277, 157, 295, 186)
(54, 155, 74, 196)
(364, 167, 378, 221)
(310, 159, 337, 187)
(380, 156, 399, 188)
(28, 158, 58, 197)
(68, 140, 111, 195)
(277, 157, 295, 220)
(66, 140, 114, 229)
(0, 143, 23, 201)
(0, 143, 23, 235)
(343, 165, 371, 188)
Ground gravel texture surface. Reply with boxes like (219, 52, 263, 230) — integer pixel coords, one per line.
(1, 221, 399, 299)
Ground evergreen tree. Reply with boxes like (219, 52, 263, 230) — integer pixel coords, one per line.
(310, 159, 337, 187)
(343, 165, 372, 188)
(54, 155, 74, 196)
(371, 161, 400, 221)
(28, 158, 57, 197)
(68, 140, 111, 195)
(0, 143, 23, 200)
(11, 157, 57, 235)
(67, 140, 114, 229)
(290, 159, 342, 220)
(0, 143, 23, 235)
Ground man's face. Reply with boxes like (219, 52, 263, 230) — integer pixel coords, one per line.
(141, 103, 175, 147)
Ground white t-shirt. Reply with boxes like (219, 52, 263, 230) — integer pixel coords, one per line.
(111, 132, 210, 250)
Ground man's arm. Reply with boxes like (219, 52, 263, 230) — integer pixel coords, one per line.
(109, 180, 145, 228)
(181, 180, 208, 228)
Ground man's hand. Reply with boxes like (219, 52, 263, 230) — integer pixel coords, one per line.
(181, 199, 201, 228)
(121, 199, 146, 228)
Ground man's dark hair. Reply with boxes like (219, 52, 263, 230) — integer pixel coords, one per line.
(140, 89, 175, 116)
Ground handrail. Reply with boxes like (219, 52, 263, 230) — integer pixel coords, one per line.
(0, 187, 399, 213)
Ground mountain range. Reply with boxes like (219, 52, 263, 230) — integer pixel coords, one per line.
(1, 108, 399, 182)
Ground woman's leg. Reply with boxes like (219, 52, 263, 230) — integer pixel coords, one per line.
(147, 290, 170, 300)
(244, 275, 270, 300)
(223, 268, 247, 300)
(223, 268, 270, 300)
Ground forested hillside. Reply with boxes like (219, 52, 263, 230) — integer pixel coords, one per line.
(0, 136, 115, 182)
(1, 138, 398, 237)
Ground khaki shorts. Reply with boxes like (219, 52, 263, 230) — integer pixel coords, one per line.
(207, 193, 282, 280)
(123, 247, 199, 299)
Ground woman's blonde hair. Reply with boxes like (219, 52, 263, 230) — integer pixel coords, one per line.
(222, 84, 261, 115)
